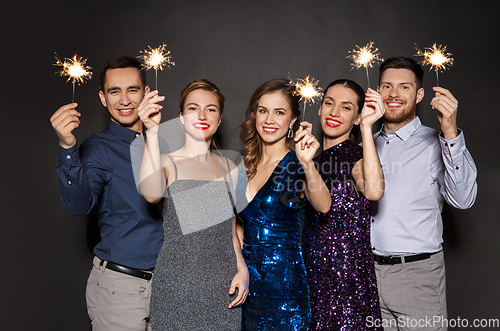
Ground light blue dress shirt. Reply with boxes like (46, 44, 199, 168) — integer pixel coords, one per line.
(371, 117, 477, 255)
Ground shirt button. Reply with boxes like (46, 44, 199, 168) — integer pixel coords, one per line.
(68, 181, 72, 185)
(450, 143, 455, 147)
(444, 142, 448, 147)
(455, 166, 460, 170)
(66, 155, 71, 159)
(372, 247, 376, 251)
(386, 141, 389, 145)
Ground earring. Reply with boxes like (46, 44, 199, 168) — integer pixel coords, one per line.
(318, 110, 321, 116)
(287, 127, 294, 138)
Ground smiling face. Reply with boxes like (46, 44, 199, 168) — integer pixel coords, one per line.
(319, 84, 361, 146)
(99, 67, 149, 133)
(379, 68, 424, 127)
(180, 89, 221, 143)
(255, 91, 297, 146)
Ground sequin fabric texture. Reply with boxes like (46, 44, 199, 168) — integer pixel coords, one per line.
(237, 151, 311, 331)
(149, 158, 241, 330)
(302, 140, 382, 331)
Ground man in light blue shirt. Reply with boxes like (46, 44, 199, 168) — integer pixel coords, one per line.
(370, 57, 477, 331)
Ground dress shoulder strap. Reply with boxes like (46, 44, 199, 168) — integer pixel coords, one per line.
(166, 155, 178, 181)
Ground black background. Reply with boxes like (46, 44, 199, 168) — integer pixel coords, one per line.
(3, 1, 499, 329)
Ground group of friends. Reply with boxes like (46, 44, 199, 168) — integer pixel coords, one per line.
(50, 54, 477, 331)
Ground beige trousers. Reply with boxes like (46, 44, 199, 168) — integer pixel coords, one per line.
(86, 256, 152, 331)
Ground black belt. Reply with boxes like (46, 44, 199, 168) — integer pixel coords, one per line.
(100, 260, 152, 281)
(373, 251, 440, 265)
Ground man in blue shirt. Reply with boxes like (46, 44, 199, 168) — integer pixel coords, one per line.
(370, 57, 477, 331)
(50, 56, 166, 330)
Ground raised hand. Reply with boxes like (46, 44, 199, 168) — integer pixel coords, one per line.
(294, 121, 320, 164)
(431, 86, 458, 139)
(360, 88, 385, 129)
(50, 103, 81, 149)
(137, 90, 164, 133)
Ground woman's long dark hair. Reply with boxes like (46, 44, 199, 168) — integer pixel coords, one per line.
(322, 79, 365, 143)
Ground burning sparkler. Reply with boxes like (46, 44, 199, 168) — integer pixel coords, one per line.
(54, 53, 92, 103)
(347, 41, 383, 88)
(289, 76, 323, 123)
(415, 43, 454, 86)
(138, 44, 175, 90)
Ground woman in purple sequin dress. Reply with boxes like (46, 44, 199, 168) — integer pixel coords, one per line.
(302, 80, 385, 330)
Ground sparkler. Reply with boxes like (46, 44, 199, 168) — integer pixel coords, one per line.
(415, 43, 454, 86)
(347, 41, 383, 88)
(54, 53, 92, 103)
(138, 44, 175, 90)
(289, 76, 323, 123)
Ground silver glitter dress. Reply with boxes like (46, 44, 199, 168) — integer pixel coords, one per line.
(149, 158, 241, 330)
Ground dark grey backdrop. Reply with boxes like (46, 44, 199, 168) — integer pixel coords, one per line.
(4, 1, 499, 330)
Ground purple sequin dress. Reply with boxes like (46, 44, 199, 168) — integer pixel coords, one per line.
(302, 140, 382, 331)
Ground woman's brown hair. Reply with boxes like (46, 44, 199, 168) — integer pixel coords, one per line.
(179, 79, 224, 150)
(239, 78, 300, 180)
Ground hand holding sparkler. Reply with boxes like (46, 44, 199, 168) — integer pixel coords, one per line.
(415, 43, 453, 87)
(430, 86, 459, 139)
(360, 88, 385, 130)
(138, 44, 175, 90)
(138, 90, 165, 133)
(289, 76, 323, 124)
(347, 42, 383, 88)
(54, 53, 92, 103)
(50, 103, 81, 149)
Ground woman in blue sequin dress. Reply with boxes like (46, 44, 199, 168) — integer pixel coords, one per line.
(302, 80, 385, 330)
(236, 79, 332, 330)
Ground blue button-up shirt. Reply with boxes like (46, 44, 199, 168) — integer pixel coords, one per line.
(57, 120, 164, 270)
(371, 117, 477, 255)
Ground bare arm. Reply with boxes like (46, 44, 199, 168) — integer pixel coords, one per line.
(294, 122, 332, 213)
(228, 216, 249, 308)
(353, 88, 385, 200)
(138, 91, 166, 203)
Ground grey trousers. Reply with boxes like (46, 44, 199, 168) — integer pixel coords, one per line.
(374, 250, 447, 331)
(86, 256, 153, 331)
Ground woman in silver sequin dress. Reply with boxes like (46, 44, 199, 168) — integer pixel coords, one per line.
(138, 79, 249, 330)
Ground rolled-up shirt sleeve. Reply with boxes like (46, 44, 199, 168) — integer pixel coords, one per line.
(434, 130, 478, 209)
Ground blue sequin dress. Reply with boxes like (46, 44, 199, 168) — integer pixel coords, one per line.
(237, 151, 311, 331)
(302, 140, 382, 331)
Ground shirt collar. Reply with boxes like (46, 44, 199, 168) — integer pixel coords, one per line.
(107, 119, 143, 144)
(377, 116, 422, 141)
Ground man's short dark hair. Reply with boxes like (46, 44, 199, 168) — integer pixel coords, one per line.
(379, 57, 424, 89)
(99, 56, 146, 91)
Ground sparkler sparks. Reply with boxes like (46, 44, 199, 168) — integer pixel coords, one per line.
(347, 41, 383, 88)
(138, 44, 175, 90)
(54, 53, 92, 103)
(289, 76, 323, 123)
(415, 43, 454, 86)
